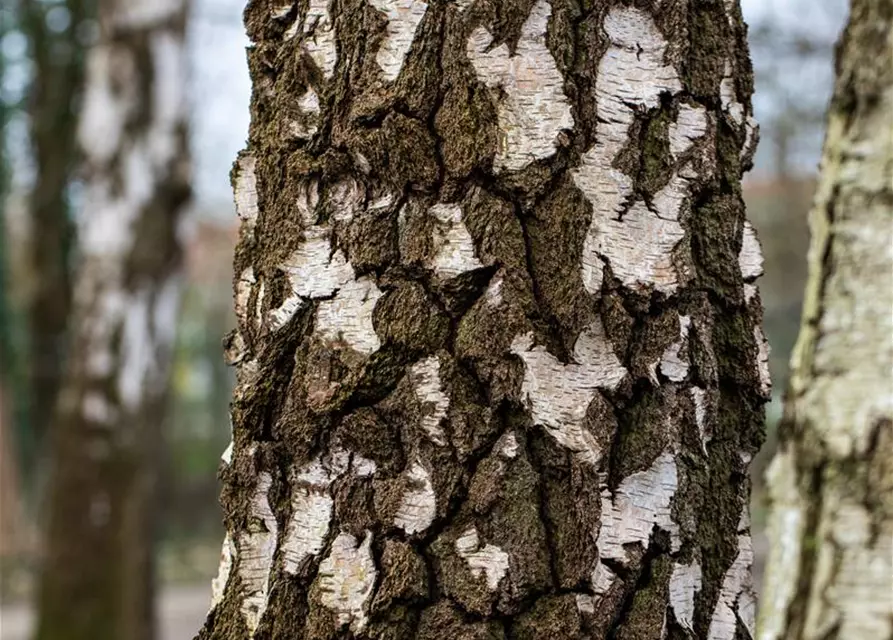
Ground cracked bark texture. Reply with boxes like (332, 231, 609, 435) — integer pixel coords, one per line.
(34, 0, 192, 639)
(758, 3, 893, 640)
(199, 1, 766, 638)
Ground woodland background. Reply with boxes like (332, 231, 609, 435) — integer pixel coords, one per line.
(0, 0, 850, 636)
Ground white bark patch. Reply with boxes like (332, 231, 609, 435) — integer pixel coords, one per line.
(267, 229, 352, 331)
(238, 473, 278, 636)
(591, 561, 617, 595)
(317, 531, 377, 633)
(660, 315, 691, 382)
(738, 222, 764, 281)
(368, 0, 428, 82)
(429, 203, 484, 279)
(117, 288, 153, 411)
(455, 527, 510, 590)
(669, 103, 709, 159)
(352, 454, 377, 477)
(289, 88, 322, 139)
(408, 356, 450, 446)
(754, 325, 772, 397)
(235, 267, 256, 329)
(466, 0, 573, 172)
(511, 319, 627, 466)
(575, 8, 700, 295)
(393, 461, 437, 534)
(720, 62, 745, 127)
(708, 534, 755, 639)
(744, 283, 758, 304)
(282, 459, 342, 575)
(670, 559, 702, 632)
(690, 386, 709, 452)
(315, 277, 383, 355)
(234, 155, 259, 236)
(301, 0, 338, 79)
(210, 534, 234, 612)
(597, 452, 680, 562)
(484, 274, 504, 308)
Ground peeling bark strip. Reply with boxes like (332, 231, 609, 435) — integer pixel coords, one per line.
(759, 3, 893, 640)
(200, 0, 766, 638)
(34, 1, 192, 639)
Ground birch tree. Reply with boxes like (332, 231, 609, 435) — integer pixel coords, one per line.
(200, 1, 768, 638)
(34, 0, 191, 638)
(759, 2, 893, 639)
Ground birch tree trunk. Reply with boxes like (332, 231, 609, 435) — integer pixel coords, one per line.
(34, 1, 191, 638)
(200, 1, 767, 638)
(22, 0, 91, 469)
(758, 3, 893, 639)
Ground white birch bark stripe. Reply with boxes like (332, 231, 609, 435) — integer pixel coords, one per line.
(237, 473, 278, 636)
(511, 319, 626, 466)
(455, 527, 510, 590)
(597, 451, 680, 562)
(573, 8, 711, 295)
(368, 0, 428, 82)
(659, 315, 692, 382)
(708, 533, 756, 639)
(282, 459, 341, 574)
(428, 203, 484, 278)
(670, 560, 702, 631)
(393, 461, 437, 534)
(408, 356, 450, 445)
(234, 155, 259, 235)
(316, 532, 377, 632)
(296, 0, 338, 78)
(466, 0, 573, 172)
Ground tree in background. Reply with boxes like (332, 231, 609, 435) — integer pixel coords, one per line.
(759, 2, 893, 639)
(20, 0, 94, 478)
(200, 0, 768, 637)
(34, 0, 191, 637)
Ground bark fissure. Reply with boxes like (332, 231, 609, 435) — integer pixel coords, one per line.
(201, 1, 765, 638)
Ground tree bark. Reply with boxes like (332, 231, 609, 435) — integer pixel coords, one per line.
(200, 1, 767, 638)
(22, 0, 92, 472)
(758, 3, 893, 639)
(34, 1, 192, 639)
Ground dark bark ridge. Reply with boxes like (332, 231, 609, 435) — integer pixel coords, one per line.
(201, 1, 766, 639)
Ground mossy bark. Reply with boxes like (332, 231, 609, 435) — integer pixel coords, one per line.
(200, 1, 766, 639)
(33, 1, 192, 639)
(758, 3, 893, 639)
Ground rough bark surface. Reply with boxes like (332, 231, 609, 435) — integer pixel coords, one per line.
(758, 3, 893, 639)
(34, 1, 192, 639)
(200, 1, 767, 638)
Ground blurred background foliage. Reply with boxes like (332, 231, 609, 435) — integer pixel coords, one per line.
(0, 0, 849, 627)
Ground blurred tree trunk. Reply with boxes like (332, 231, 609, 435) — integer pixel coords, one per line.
(199, 1, 768, 639)
(758, 3, 893, 640)
(34, 0, 191, 638)
(21, 0, 93, 475)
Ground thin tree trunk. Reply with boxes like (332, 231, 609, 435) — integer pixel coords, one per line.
(200, 1, 767, 638)
(758, 3, 893, 639)
(21, 0, 92, 473)
(34, 0, 191, 638)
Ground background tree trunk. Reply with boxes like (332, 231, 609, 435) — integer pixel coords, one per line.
(22, 0, 92, 478)
(200, 1, 767, 638)
(758, 2, 893, 639)
(34, 0, 192, 638)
